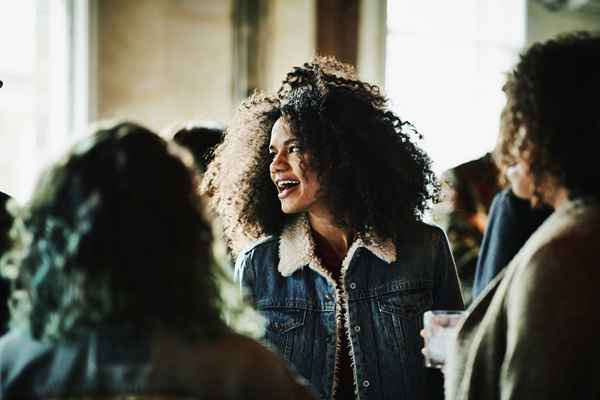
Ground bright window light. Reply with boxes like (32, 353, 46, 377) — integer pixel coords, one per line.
(0, 1, 91, 203)
(0, 2, 38, 202)
(385, 0, 526, 175)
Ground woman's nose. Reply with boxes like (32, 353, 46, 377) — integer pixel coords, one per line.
(270, 151, 288, 173)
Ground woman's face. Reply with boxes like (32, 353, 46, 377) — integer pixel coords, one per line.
(506, 158, 535, 200)
(269, 117, 322, 214)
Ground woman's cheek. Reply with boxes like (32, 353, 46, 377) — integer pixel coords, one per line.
(506, 163, 534, 199)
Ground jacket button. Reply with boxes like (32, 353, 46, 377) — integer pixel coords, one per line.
(353, 325, 361, 333)
(349, 282, 357, 290)
(362, 380, 370, 388)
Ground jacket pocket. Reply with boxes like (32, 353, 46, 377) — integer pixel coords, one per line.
(377, 288, 432, 355)
(260, 307, 306, 363)
(375, 285, 433, 400)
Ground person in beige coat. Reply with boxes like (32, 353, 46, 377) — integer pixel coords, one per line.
(444, 32, 600, 399)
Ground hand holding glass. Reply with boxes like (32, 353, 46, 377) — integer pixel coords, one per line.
(422, 310, 465, 369)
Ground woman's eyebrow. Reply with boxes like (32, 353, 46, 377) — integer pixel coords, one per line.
(285, 139, 299, 145)
(269, 138, 298, 150)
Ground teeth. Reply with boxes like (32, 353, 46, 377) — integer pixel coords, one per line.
(277, 180, 299, 189)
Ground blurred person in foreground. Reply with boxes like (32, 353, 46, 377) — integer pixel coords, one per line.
(444, 32, 600, 399)
(205, 57, 463, 400)
(0, 122, 315, 399)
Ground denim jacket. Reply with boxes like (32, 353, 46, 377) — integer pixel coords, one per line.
(236, 215, 464, 400)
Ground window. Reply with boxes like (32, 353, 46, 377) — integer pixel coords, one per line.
(0, 0, 95, 202)
(0, 2, 38, 202)
(385, 0, 526, 174)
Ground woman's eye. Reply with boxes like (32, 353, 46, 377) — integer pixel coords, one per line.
(289, 145, 302, 154)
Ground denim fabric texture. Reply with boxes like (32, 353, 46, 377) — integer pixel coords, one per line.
(236, 215, 464, 400)
(472, 189, 551, 298)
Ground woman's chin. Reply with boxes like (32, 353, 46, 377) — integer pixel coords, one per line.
(281, 205, 299, 214)
(280, 201, 305, 215)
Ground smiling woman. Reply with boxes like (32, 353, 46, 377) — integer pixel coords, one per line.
(269, 116, 322, 215)
(205, 57, 464, 400)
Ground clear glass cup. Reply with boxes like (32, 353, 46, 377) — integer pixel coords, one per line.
(422, 310, 465, 369)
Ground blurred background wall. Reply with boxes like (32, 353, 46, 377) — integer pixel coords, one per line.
(98, 1, 235, 128)
(1, 0, 599, 202)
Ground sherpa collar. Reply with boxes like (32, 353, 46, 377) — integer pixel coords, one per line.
(277, 214, 397, 279)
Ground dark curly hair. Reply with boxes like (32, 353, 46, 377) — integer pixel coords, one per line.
(171, 124, 224, 173)
(205, 57, 438, 254)
(496, 31, 600, 201)
(0, 122, 260, 340)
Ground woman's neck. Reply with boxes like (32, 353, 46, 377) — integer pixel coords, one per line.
(540, 176, 569, 209)
(549, 187, 569, 209)
(308, 209, 353, 261)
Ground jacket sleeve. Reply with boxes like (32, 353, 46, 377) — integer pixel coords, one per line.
(473, 190, 510, 297)
(432, 226, 465, 311)
(473, 189, 550, 298)
(234, 248, 258, 305)
(426, 227, 465, 400)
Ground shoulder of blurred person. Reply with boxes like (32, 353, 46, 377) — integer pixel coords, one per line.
(446, 197, 600, 399)
(0, 326, 316, 399)
(472, 188, 551, 298)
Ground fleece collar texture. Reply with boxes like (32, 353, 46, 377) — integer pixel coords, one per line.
(277, 215, 397, 279)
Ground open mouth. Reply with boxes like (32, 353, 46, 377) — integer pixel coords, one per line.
(276, 179, 300, 199)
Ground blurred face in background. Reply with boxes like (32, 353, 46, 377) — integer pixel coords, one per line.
(506, 157, 535, 200)
(499, 89, 536, 201)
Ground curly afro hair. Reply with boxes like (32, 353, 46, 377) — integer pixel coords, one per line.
(205, 57, 438, 254)
(496, 31, 600, 202)
(1, 122, 252, 340)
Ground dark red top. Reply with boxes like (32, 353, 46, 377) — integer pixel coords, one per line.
(312, 229, 356, 400)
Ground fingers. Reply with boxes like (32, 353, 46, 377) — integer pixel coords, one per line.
(420, 329, 430, 359)
(432, 314, 450, 326)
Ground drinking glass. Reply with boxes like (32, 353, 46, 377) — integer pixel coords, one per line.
(422, 310, 465, 369)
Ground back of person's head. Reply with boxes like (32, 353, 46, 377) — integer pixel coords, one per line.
(442, 154, 500, 217)
(1, 122, 227, 340)
(499, 31, 600, 199)
(172, 124, 223, 173)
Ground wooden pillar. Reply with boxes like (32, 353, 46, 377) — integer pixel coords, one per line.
(316, 0, 360, 66)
